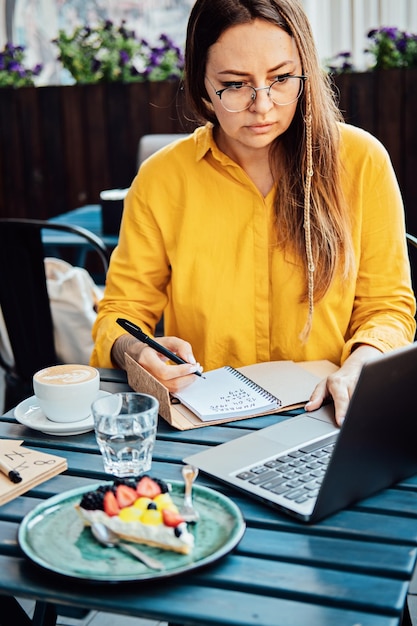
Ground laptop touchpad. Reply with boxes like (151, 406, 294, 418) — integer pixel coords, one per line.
(258, 415, 338, 448)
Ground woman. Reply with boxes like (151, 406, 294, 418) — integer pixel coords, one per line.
(91, 0, 416, 425)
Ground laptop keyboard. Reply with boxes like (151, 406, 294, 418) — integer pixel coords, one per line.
(235, 433, 338, 505)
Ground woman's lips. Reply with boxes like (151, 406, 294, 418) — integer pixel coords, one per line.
(247, 122, 275, 134)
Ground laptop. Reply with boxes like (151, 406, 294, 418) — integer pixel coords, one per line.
(184, 342, 417, 523)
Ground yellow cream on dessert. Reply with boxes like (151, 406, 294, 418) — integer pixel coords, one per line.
(77, 476, 195, 555)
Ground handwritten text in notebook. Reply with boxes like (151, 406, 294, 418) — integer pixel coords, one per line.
(173, 366, 281, 421)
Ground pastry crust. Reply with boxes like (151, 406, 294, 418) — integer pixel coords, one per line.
(104, 529, 191, 554)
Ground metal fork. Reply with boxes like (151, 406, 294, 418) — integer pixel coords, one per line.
(180, 465, 200, 523)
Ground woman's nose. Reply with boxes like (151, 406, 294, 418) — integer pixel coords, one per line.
(249, 86, 274, 113)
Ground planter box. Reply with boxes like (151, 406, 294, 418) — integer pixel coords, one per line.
(0, 81, 196, 220)
(0, 72, 416, 234)
(333, 69, 417, 235)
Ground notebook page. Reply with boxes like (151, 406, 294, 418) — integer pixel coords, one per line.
(173, 366, 281, 421)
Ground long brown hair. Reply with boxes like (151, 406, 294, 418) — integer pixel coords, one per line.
(184, 0, 354, 336)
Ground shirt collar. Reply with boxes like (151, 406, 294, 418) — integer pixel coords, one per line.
(194, 123, 215, 161)
(194, 122, 240, 168)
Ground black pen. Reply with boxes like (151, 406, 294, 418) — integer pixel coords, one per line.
(116, 318, 204, 377)
(0, 457, 22, 484)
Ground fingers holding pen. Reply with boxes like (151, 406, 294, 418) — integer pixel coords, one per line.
(116, 319, 203, 391)
(138, 336, 203, 392)
(155, 336, 197, 366)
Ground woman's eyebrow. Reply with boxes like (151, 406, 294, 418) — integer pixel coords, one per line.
(217, 61, 296, 77)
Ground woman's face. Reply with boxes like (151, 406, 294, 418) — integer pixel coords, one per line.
(205, 19, 302, 154)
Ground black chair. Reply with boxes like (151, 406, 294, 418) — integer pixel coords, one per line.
(406, 233, 417, 341)
(0, 218, 109, 411)
(407, 232, 417, 297)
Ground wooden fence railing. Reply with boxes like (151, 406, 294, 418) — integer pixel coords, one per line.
(0, 70, 416, 233)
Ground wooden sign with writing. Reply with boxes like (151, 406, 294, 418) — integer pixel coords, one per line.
(0, 440, 67, 506)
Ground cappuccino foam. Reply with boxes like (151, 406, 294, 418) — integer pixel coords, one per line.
(34, 365, 97, 385)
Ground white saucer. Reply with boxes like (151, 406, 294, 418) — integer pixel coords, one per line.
(14, 390, 110, 436)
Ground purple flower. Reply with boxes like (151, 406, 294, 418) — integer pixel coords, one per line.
(381, 26, 399, 40)
(119, 50, 129, 66)
(91, 58, 101, 73)
(0, 41, 43, 86)
(149, 51, 160, 67)
(397, 37, 407, 53)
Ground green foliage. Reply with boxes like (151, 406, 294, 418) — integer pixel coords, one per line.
(52, 19, 184, 84)
(0, 43, 42, 88)
(366, 27, 417, 69)
(326, 26, 417, 74)
(324, 51, 355, 75)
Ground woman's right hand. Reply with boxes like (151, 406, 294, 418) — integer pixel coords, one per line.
(113, 334, 202, 393)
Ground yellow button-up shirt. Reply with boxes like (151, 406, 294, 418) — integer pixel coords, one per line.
(91, 123, 416, 370)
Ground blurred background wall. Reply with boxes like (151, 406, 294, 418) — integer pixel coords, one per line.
(1, 1, 416, 233)
(1, 0, 417, 85)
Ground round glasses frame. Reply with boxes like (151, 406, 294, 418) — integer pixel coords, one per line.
(208, 75, 308, 112)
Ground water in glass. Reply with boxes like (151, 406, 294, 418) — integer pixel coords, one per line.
(92, 392, 159, 477)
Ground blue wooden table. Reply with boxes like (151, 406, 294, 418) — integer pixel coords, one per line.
(1, 371, 417, 626)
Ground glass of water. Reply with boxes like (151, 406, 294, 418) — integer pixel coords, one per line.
(91, 392, 159, 477)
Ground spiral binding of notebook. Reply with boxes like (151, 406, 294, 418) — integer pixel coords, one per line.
(225, 366, 283, 408)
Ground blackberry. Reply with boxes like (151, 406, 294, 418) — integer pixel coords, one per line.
(79, 490, 106, 511)
(97, 485, 111, 495)
(113, 478, 137, 489)
(147, 502, 157, 510)
(152, 477, 169, 494)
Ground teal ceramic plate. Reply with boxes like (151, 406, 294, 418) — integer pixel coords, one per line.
(18, 480, 246, 582)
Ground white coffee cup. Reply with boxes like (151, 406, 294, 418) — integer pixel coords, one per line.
(33, 364, 100, 423)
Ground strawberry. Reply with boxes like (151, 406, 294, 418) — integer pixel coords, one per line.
(103, 490, 120, 516)
(116, 484, 137, 508)
(162, 508, 185, 527)
(136, 476, 162, 499)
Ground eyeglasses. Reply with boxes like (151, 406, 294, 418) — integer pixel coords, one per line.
(207, 75, 307, 112)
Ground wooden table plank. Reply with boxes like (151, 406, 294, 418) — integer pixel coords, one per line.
(0, 555, 402, 626)
(238, 527, 417, 577)
(1, 518, 415, 580)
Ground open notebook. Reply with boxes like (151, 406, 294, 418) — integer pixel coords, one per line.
(184, 342, 417, 523)
(125, 355, 335, 430)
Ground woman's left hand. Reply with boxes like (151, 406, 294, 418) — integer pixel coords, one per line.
(305, 344, 382, 426)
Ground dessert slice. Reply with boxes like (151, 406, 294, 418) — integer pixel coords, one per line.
(76, 476, 194, 555)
